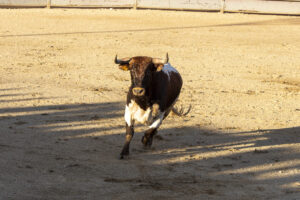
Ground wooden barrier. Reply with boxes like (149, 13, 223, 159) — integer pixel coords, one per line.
(137, 0, 221, 11)
(225, 0, 300, 15)
(50, 0, 133, 8)
(0, 0, 47, 7)
(0, 0, 299, 15)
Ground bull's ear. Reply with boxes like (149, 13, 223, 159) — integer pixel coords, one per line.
(115, 55, 131, 71)
(119, 64, 130, 71)
(154, 64, 164, 72)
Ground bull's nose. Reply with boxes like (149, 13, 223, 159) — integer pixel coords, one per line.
(132, 87, 145, 96)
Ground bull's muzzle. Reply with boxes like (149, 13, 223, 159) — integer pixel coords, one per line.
(132, 87, 145, 96)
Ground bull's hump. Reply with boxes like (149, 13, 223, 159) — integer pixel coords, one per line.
(162, 63, 179, 79)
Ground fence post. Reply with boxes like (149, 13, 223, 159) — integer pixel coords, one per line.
(220, 0, 225, 13)
(134, 0, 137, 9)
(47, 0, 51, 8)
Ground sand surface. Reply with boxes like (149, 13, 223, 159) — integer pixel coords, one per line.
(0, 9, 299, 200)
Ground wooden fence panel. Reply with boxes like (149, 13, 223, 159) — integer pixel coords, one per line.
(170, 0, 221, 10)
(50, 0, 134, 8)
(224, 0, 300, 15)
(137, 0, 221, 11)
(0, 0, 299, 16)
(137, 0, 169, 9)
(0, 0, 47, 7)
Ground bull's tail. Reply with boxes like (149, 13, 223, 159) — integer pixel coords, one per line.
(171, 104, 192, 117)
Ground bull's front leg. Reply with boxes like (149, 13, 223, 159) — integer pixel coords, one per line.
(120, 123, 134, 159)
(120, 105, 134, 159)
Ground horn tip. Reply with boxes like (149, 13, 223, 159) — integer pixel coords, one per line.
(166, 52, 169, 63)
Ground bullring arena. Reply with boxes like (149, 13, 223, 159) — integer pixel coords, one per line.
(0, 8, 299, 200)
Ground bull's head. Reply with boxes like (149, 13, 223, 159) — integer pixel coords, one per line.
(115, 54, 169, 97)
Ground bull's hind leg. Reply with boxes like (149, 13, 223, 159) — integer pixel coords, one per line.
(142, 109, 165, 148)
(120, 123, 134, 159)
(142, 128, 157, 147)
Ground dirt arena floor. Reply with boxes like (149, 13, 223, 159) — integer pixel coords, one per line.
(0, 9, 299, 200)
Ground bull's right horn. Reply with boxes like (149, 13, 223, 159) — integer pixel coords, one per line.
(152, 53, 169, 65)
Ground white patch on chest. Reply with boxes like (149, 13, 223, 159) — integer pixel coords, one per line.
(124, 100, 165, 128)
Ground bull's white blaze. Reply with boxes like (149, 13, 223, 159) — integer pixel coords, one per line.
(162, 63, 178, 80)
(125, 100, 165, 129)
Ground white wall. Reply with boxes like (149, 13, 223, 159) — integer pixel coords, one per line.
(0, 0, 47, 7)
(50, 0, 134, 7)
(0, 0, 299, 15)
(137, 0, 221, 10)
(225, 0, 300, 15)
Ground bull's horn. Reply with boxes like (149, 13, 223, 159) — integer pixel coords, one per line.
(114, 55, 131, 64)
(152, 53, 169, 64)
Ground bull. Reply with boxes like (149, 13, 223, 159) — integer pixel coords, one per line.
(115, 54, 188, 159)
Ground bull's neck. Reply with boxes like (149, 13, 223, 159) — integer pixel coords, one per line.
(128, 86, 152, 110)
(133, 94, 151, 110)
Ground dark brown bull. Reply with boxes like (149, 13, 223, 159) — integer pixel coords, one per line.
(115, 54, 186, 159)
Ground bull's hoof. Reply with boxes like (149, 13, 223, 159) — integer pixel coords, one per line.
(141, 136, 152, 148)
(119, 152, 129, 160)
(120, 148, 129, 159)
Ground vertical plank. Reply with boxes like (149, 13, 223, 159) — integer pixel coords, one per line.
(47, 0, 51, 8)
(220, 0, 225, 13)
(134, 0, 137, 9)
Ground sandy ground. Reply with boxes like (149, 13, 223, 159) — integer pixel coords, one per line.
(0, 9, 299, 200)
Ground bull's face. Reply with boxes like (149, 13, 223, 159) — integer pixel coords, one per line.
(115, 54, 168, 97)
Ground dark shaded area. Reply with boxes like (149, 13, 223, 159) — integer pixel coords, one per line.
(0, 89, 299, 199)
(0, 102, 124, 137)
(0, 97, 54, 103)
(0, 93, 29, 97)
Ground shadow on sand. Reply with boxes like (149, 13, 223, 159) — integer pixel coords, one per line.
(0, 89, 299, 199)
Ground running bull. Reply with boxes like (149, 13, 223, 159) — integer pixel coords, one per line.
(115, 53, 188, 159)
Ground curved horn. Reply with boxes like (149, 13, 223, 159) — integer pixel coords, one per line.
(114, 55, 131, 64)
(152, 53, 169, 64)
